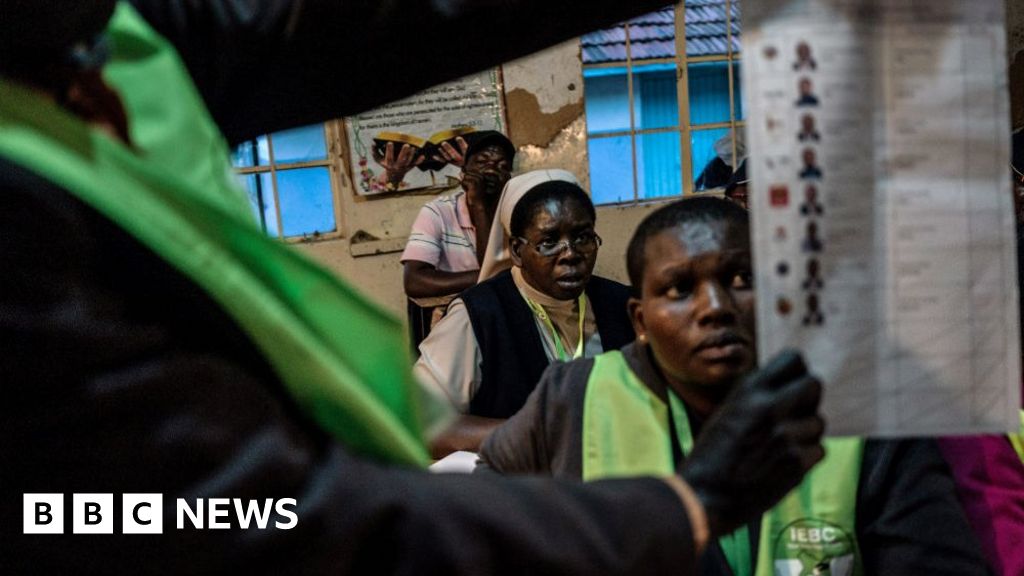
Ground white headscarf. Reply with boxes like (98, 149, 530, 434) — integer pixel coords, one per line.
(476, 169, 581, 282)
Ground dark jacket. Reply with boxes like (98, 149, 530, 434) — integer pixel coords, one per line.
(462, 269, 634, 417)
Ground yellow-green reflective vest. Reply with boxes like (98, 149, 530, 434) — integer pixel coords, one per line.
(582, 350, 865, 576)
(0, 2, 447, 467)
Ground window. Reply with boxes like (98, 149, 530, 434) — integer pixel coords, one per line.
(581, 0, 744, 204)
(231, 123, 342, 240)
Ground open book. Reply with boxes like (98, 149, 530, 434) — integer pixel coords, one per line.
(373, 126, 477, 172)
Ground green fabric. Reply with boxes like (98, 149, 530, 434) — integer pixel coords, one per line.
(0, 3, 444, 467)
(583, 350, 864, 576)
(1010, 410, 1024, 466)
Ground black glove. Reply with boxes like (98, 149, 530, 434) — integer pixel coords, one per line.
(679, 350, 825, 537)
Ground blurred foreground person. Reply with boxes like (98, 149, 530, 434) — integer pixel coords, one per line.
(4, 1, 824, 573)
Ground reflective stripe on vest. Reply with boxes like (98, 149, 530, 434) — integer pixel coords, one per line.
(0, 2, 442, 466)
(583, 350, 865, 576)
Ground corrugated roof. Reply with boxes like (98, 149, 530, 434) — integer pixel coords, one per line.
(581, 1, 741, 64)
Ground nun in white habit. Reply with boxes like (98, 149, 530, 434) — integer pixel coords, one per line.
(415, 169, 635, 458)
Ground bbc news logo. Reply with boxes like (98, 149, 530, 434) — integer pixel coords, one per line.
(23, 494, 297, 534)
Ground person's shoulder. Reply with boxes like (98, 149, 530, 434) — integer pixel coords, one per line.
(544, 355, 599, 383)
(416, 190, 463, 219)
(464, 269, 512, 297)
(423, 189, 464, 210)
(536, 356, 599, 411)
(440, 297, 470, 320)
(460, 270, 517, 327)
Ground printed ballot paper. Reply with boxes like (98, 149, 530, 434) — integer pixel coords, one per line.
(743, 0, 1021, 436)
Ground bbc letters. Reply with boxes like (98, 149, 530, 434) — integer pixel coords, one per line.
(24, 494, 297, 534)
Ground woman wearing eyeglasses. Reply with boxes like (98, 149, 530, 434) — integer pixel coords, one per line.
(415, 170, 635, 457)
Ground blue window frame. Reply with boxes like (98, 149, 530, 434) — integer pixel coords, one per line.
(231, 124, 340, 240)
(582, 1, 745, 204)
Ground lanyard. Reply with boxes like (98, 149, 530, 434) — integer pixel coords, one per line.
(668, 392, 753, 576)
(524, 293, 587, 361)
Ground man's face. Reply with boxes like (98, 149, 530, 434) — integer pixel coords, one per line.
(630, 220, 756, 393)
(511, 198, 598, 301)
(799, 78, 813, 95)
(462, 144, 512, 195)
(801, 115, 815, 132)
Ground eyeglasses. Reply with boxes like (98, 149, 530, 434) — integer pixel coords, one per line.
(517, 232, 602, 258)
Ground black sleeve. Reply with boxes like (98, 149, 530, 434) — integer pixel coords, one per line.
(856, 439, 994, 576)
(479, 359, 592, 477)
(0, 163, 695, 575)
(126, 0, 674, 144)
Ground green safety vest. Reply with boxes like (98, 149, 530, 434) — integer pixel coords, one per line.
(0, 3, 446, 467)
(583, 350, 865, 576)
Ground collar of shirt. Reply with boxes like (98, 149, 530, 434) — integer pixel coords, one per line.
(512, 266, 594, 357)
(455, 190, 476, 235)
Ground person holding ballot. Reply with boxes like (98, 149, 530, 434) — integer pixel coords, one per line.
(1, 1, 836, 574)
(480, 197, 990, 575)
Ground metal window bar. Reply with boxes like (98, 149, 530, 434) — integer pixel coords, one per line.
(625, 21, 639, 202)
(582, 1, 747, 203)
(233, 125, 337, 239)
(266, 133, 285, 239)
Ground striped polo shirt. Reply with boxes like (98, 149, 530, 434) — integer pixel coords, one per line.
(401, 190, 479, 273)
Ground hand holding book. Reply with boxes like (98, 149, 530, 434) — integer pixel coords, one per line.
(434, 137, 469, 168)
(371, 140, 426, 190)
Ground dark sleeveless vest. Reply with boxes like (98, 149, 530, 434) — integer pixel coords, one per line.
(461, 269, 634, 417)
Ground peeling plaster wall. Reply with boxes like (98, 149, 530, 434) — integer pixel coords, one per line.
(502, 40, 591, 187)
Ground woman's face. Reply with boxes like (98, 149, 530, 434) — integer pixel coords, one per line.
(511, 197, 598, 300)
(629, 220, 756, 394)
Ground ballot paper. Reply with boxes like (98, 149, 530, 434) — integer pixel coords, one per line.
(743, 0, 1021, 436)
(428, 451, 479, 474)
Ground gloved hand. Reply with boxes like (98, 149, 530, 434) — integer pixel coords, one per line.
(679, 350, 825, 537)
